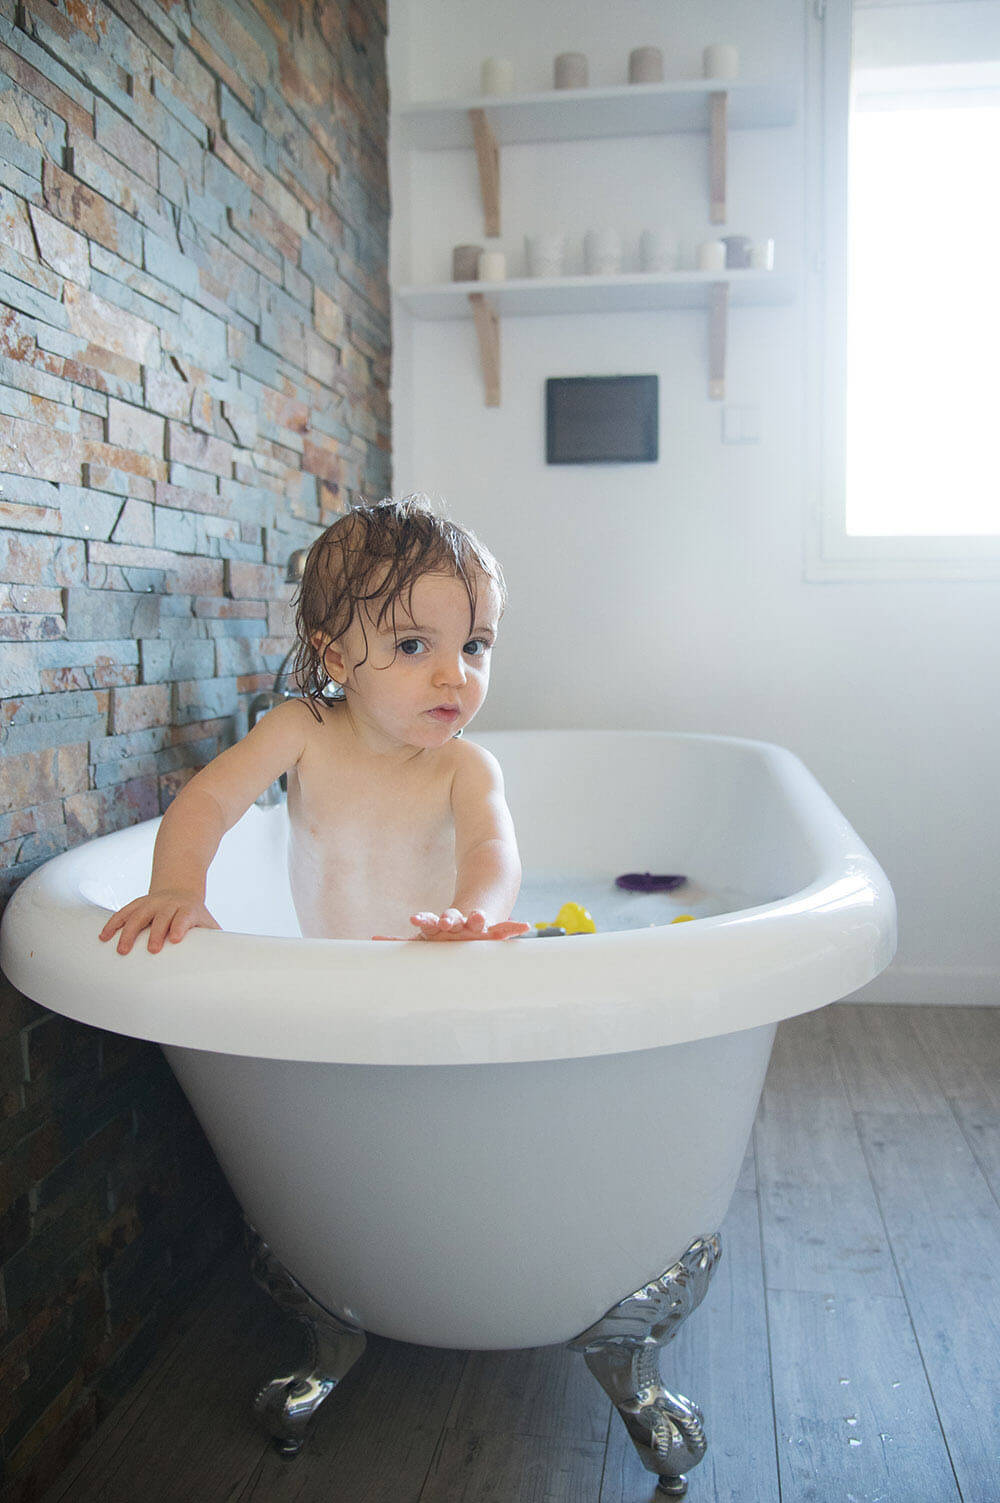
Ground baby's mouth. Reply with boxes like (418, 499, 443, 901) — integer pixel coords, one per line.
(427, 705, 460, 721)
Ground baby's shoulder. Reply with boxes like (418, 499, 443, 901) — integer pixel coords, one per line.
(446, 736, 503, 787)
(287, 695, 349, 746)
(260, 695, 325, 735)
(260, 695, 345, 756)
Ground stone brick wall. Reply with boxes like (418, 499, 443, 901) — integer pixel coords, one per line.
(0, 0, 390, 1493)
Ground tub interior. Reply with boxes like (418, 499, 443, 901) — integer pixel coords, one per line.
(80, 731, 821, 939)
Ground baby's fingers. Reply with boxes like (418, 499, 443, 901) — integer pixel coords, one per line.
(115, 903, 157, 956)
(146, 905, 177, 954)
(485, 921, 532, 940)
(98, 913, 122, 943)
(409, 911, 455, 936)
(99, 899, 144, 947)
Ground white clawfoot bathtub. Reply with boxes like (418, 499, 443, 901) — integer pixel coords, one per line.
(1, 730, 895, 1458)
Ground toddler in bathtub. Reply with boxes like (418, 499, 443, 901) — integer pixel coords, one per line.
(100, 497, 530, 953)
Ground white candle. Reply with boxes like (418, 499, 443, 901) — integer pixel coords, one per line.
(703, 44, 739, 81)
(480, 57, 514, 95)
(478, 249, 507, 281)
(697, 239, 726, 272)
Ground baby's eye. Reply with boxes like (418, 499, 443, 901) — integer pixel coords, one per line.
(464, 639, 491, 658)
(398, 638, 426, 655)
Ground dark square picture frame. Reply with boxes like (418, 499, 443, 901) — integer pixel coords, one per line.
(545, 375, 659, 465)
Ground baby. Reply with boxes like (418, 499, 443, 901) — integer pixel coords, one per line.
(100, 497, 530, 953)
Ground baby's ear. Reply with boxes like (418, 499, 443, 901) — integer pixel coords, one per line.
(316, 636, 347, 683)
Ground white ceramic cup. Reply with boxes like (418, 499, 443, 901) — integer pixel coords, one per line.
(478, 249, 507, 281)
(480, 57, 514, 94)
(697, 239, 727, 272)
(584, 228, 623, 275)
(525, 233, 564, 278)
(750, 238, 775, 270)
(639, 228, 678, 273)
(703, 44, 739, 81)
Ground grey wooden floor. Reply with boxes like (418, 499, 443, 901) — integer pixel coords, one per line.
(43, 1004, 1000, 1503)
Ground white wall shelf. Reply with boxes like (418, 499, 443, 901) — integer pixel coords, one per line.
(395, 79, 797, 149)
(395, 270, 794, 320)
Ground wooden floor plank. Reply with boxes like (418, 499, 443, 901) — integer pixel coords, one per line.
(445, 1342, 609, 1445)
(827, 1003, 951, 1116)
(858, 1108, 1000, 1500)
(907, 1006, 1000, 1114)
(900, 1004, 1000, 1208)
(756, 1012, 900, 1297)
(601, 1148, 780, 1503)
(948, 1107, 1000, 1207)
(420, 1430, 607, 1503)
(767, 1287, 961, 1503)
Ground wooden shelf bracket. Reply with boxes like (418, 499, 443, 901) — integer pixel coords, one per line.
(709, 91, 727, 224)
(468, 108, 500, 237)
(469, 292, 500, 406)
(709, 280, 728, 400)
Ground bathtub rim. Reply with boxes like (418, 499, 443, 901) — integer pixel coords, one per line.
(0, 729, 897, 1066)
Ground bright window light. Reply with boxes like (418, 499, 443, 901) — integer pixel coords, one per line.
(846, 98, 1000, 536)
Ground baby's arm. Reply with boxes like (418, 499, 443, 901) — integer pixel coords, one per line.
(99, 699, 311, 954)
(408, 744, 529, 943)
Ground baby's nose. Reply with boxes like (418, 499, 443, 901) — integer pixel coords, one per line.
(433, 651, 467, 685)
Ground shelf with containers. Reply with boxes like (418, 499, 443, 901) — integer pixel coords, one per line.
(392, 78, 798, 404)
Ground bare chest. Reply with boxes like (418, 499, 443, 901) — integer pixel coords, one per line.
(284, 738, 458, 937)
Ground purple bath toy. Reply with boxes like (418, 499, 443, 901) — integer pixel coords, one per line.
(615, 872, 686, 893)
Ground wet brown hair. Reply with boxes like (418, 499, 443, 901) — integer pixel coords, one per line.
(293, 496, 506, 715)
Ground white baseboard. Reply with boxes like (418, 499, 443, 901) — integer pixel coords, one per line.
(844, 966, 1000, 1007)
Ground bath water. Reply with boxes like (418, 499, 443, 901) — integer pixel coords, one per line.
(512, 874, 772, 934)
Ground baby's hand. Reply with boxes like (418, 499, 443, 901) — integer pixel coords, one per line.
(99, 891, 221, 955)
(373, 909, 531, 942)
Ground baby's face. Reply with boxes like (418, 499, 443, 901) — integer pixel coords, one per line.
(328, 570, 502, 749)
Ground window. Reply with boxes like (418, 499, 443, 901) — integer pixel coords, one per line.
(809, 0, 1000, 578)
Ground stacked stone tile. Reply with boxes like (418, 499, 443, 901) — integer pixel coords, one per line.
(0, 0, 390, 900)
(0, 0, 389, 1493)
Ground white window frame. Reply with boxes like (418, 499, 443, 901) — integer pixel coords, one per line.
(805, 0, 1000, 581)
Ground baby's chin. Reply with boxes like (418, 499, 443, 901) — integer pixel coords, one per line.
(411, 712, 474, 746)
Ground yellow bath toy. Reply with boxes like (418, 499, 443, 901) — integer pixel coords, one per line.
(557, 901, 596, 934)
(671, 914, 696, 924)
(534, 901, 596, 935)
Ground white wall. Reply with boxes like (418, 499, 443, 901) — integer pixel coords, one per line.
(388, 0, 1000, 1005)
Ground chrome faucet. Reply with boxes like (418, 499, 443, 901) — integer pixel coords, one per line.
(250, 547, 311, 806)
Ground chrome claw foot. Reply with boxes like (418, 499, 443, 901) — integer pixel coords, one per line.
(569, 1234, 722, 1497)
(657, 1475, 692, 1497)
(247, 1225, 366, 1455)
